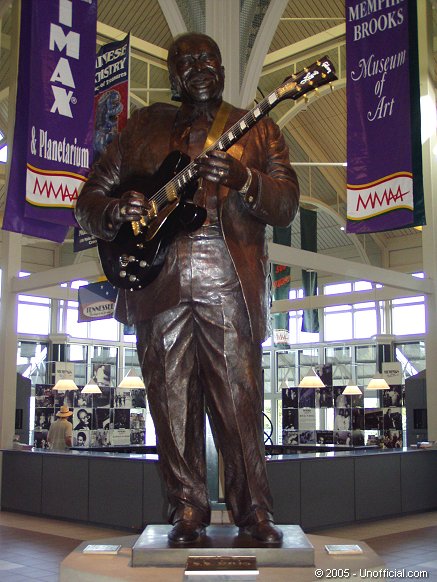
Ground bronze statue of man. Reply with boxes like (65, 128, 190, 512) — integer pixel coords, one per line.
(75, 32, 299, 544)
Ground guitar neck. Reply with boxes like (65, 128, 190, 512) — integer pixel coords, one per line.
(151, 92, 280, 210)
(205, 92, 280, 155)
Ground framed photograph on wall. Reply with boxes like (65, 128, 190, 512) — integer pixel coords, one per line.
(282, 387, 299, 408)
(283, 408, 299, 431)
(282, 430, 299, 445)
(316, 430, 334, 445)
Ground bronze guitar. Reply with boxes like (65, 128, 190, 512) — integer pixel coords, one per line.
(97, 56, 337, 290)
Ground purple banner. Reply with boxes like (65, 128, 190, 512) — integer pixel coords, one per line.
(346, 0, 423, 233)
(2, 2, 68, 242)
(4, 0, 97, 239)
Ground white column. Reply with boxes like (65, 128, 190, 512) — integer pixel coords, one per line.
(0, 232, 21, 449)
(239, 0, 288, 107)
(0, 0, 20, 453)
(157, 0, 187, 37)
(418, 1, 437, 439)
(205, 0, 240, 106)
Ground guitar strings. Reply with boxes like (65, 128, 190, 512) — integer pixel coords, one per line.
(149, 95, 275, 209)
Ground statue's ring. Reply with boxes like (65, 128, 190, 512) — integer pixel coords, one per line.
(218, 169, 225, 178)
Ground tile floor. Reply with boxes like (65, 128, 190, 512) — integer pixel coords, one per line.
(0, 510, 437, 581)
(313, 512, 437, 578)
(0, 513, 130, 581)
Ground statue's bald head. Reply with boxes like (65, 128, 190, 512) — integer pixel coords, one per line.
(167, 33, 222, 71)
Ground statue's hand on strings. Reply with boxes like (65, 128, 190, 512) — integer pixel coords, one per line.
(196, 150, 249, 191)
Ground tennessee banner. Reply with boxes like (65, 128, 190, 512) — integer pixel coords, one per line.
(2, 0, 97, 241)
(78, 280, 117, 323)
(346, 0, 425, 233)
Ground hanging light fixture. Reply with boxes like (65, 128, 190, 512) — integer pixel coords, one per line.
(52, 378, 79, 391)
(342, 382, 362, 395)
(81, 379, 102, 394)
(298, 368, 325, 388)
(118, 368, 145, 389)
(367, 373, 390, 390)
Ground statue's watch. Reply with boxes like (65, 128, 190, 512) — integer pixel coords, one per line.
(238, 167, 254, 203)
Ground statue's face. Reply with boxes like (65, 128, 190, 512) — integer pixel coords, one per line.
(169, 34, 224, 104)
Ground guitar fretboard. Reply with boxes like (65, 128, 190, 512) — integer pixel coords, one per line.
(150, 89, 280, 211)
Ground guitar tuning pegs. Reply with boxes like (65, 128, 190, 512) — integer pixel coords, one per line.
(119, 270, 127, 278)
(139, 260, 148, 268)
(129, 275, 138, 282)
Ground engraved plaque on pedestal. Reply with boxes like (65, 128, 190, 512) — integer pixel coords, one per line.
(185, 555, 258, 580)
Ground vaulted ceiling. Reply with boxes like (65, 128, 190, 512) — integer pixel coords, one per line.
(0, 0, 436, 282)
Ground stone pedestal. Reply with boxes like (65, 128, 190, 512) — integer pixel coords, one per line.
(61, 531, 385, 582)
(131, 524, 315, 567)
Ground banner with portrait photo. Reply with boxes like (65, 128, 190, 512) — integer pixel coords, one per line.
(346, 0, 425, 233)
(73, 34, 130, 250)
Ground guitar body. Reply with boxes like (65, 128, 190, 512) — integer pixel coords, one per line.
(97, 151, 207, 290)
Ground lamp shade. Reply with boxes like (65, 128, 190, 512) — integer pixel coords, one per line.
(367, 374, 390, 390)
(298, 368, 325, 388)
(118, 368, 145, 389)
(52, 378, 79, 391)
(342, 384, 362, 395)
(81, 380, 102, 394)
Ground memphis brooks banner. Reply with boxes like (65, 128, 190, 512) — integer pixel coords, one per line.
(73, 34, 130, 251)
(346, 0, 425, 233)
(3, 0, 97, 242)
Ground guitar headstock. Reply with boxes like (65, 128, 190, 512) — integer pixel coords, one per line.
(276, 56, 338, 102)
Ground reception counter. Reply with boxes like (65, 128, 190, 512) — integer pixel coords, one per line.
(1, 447, 437, 531)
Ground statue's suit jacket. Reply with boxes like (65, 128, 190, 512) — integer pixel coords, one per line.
(75, 102, 300, 343)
